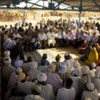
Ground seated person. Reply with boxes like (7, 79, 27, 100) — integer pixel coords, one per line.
(85, 47, 99, 65)
(77, 40, 88, 54)
(91, 32, 98, 43)
(38, 30, 48, 49)
(47, 29, 56, 47)
(55, 28, 66, 47)
(38, 53, 50, 66)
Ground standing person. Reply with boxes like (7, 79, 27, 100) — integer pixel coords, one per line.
(18, 17, 22, 27)
(35, 73, 55, 100)
(22, 18, 25, 25)
(55, 54, 61, 73)
(92, 67, 100, 93)
(57, 78, 76, 100)
(81, 82, 98, 100)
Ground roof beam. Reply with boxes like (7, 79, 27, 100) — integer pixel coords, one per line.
(91, 0, 100, 9)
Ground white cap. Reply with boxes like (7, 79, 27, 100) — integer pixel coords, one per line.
(90, 62, 96, 68)
(14, 60, 23, 68)
(25, 94, 45, 100)
(4, 50, 10, 57)
(86, 82, 94, 91)
(82, 66, 90, 75)
(37, 73, 47, 82)
(3, 57, 11, 64)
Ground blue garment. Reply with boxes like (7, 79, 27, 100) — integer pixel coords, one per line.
(75, 32, 81, 38)
(38, 60, 50, 66)
(22, 20, 25, 25)
(80, 34, 86, 40)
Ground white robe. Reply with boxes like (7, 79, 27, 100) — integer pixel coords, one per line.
(46, 73, 62, 93)
(27, 69, 41, 80)
(40, 84, 55, 100)
(92, 78, 100, 92)
(71, 76, 83, 98)
(2, 64, 15, 80)
(57, 87, 76, 100)
(22, 61, 38, 73)
(81, 89, 98, 100)
(7, 72, 19, 89)
(16, 81, 33, 94)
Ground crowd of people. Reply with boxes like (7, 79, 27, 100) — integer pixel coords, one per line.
(1, 18, 100, 100)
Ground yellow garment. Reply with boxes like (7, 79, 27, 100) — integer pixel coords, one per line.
(19, 72, 26, 81)
(85, 47, 99, 65)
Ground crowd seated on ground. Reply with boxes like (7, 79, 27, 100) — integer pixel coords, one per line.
(1, 18, 100, 100)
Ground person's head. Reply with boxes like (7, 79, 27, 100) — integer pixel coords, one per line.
(14, 30, 18, 35)
(42, 53, 47, 60)
(90, 62, 96, 70)
(84, 40, 87, 44)
(93, 32, 96, 36)
(37, 73, 47, 85)
(66, 78, 73, 88)
(86, 82, 94, 91)
(27, 56, 32, 62)
(82, 66, 90, 75)
(15, 37, 20, 43)
(19, 72, 26, 82)
(55, 54, 61, 62)
(64, 53, 71, 60)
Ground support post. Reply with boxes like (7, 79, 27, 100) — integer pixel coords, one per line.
(78, 0, 83, 29)
(78, 11, 81, 28)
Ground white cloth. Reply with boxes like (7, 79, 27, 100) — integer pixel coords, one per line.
(57, 87, 76, 100)
(13, 34, 22, 39)
(38, 33, 47, 41)
(22, 61, 38, 73)
(27, 69, 41, 81)
(86, 35, 92, 42)
(3, 38, 12, 49)
(37, 73, 47, 82)
(25, 95, 45, 100)
(90, 69, 96, 78)
(46, 73, 63, 93)
(40, 84, 55, 100)
(14, 59, 23, 68)
(71, 76, 83, 97)
(17, 81, 33, 94)
(81, 89, 98, 100)
(3, 64, 15, 80)
(64, 59, 74, 71)
(8, 72, 19, 89)
(58, 62, 67, 74)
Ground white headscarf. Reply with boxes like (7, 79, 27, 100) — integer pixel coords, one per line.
(3, 56, 11, 64)
(73, 61, 80, 69)
(37, 73, 47, 82)
(25, 94, 45, 100)
(90, 62, 96, 68)
(95, 68, 100, 78)
(86, 82, 94, 91)
(58, 62, 67, 74)
(4, 50, 10, 57)
(82, 66, 90, 75)
(14, 59, 23, 68)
